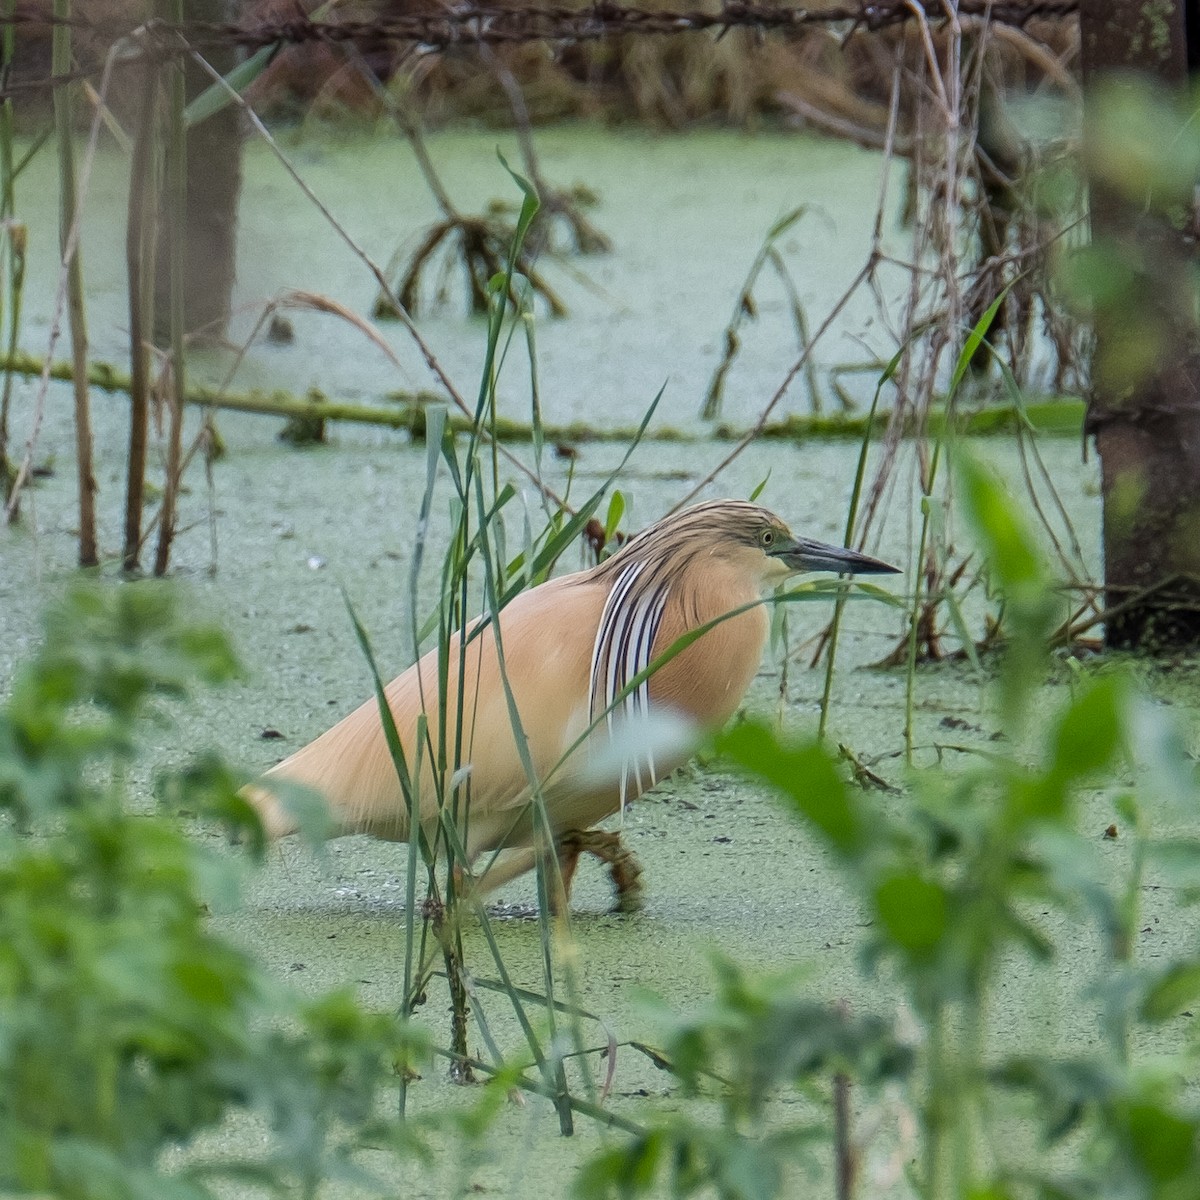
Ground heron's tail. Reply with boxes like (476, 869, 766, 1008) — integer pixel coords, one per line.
(240, 782, 302, 839)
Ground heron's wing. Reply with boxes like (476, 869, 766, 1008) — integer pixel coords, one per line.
(253, 573, 609, 850)
(435, 574, 612, 855)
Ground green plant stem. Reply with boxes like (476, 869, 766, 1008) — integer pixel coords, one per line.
(904, 480, 934, 766)
(464, 174, 580, 1132)
(922, 991, 986, 1200)
(834, 1069, 855, 1200)
(351, 172, 584, 1121)
(1110, 829, 1146, 1067)
(818, 373, 892, 739)
(924, 1002, 953, 1200)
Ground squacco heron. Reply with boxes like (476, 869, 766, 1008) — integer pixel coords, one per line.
(245, 500, 897, 909)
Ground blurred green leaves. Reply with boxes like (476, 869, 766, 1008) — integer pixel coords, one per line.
(578, 955, 908, 1200)
(0, 583, 442, 1198)
(581, 453, 1200, 1200)
(1056, 75, 1200, 399)
(719, 722, 862, 853)
(1, 583, 239, 826)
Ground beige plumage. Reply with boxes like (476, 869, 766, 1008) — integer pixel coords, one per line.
(245, 500, 897, 908)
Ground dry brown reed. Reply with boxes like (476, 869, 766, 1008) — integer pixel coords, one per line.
(662, 7, 1091, 669)
(178, 1, 1081, 134)
(848, 10, 1093, 666)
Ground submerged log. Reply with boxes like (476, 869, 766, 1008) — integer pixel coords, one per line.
(0, 351, 1085, 444)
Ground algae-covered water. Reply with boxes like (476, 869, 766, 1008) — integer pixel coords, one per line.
(14, 126, 910, 429)
(3, 127, 1199, 1196)
(7, 417, 1198, 1195)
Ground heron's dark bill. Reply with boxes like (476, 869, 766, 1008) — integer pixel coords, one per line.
(774, 536, 900, 576)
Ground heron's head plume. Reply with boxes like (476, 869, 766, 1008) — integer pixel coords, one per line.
(594, 500, 899, 592)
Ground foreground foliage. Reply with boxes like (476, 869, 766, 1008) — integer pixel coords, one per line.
(579, 458, 1200, 1200)
(3, 485, 1199, 1200)
(0, 584, 445, 1199)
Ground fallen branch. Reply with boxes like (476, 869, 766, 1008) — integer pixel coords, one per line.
(0, 351, 1086, 444)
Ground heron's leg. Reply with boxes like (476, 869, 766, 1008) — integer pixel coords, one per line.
(551, 835, 585, 916)
(468, 847, 536, 896)
(559, 829, 644, 913)
(605, 838, 644, 913)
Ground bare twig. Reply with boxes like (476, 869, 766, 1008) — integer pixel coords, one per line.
(5, 34, 114, 525)
(777, 89, 915, 156)
(52, 0, 98, 566)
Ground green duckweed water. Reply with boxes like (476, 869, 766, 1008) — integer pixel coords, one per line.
(2, 127, 1197, 1197)
(12, 126, 909, 433)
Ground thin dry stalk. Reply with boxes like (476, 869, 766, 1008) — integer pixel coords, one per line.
(737, 15, 1087, 671)
(677, 56, 909, 511)
(373, 87, 567, 318)
(835, 1069, 856, 1200)
(672, 258, 875, 514)
(0, 220, 25, 504)
(428, 900, 476, 1086)
(125, 52, 157, 572)
(5, 37, 113, 528)
(0, 0, 20, 503)
(54, 0, 98, 567)
(848, 21, 976, 659)
(777, 88, 915, 156)
(155, 9, 191, 579)
(153, 361, 183, 574)
(338, 49, 574, 317)
(481, 42, 611, 256)
(963, 16, 1080, 99)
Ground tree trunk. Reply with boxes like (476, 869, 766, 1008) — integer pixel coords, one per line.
(1080, 0, 1200, 648)
(153, 0, 242, 344)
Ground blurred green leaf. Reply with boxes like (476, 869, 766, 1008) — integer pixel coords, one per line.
(1140, 962, 1200, 1023)
(1050, 677, 1127, 781)
(1085, 80, 1200, 208)
(994, 1055, 1121, 1143)
(1122, 1101, 1198, 1185)
(956, 454, 1044, 592)
(0, 582, 452, 1196)
(873, 871, 948, 957)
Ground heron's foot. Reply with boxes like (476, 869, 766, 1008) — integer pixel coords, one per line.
(559, 829, 644, 914)
(448, 1057, 476, 1086)
(608, 841, 644, 913)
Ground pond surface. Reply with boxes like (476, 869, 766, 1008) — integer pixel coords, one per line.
(6, 414, 1197, 1196)
(2, 126, 1197, 1198)
(15, 125, 912, 433)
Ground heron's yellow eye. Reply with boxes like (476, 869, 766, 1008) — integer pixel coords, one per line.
(759, 528, 775, 549)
